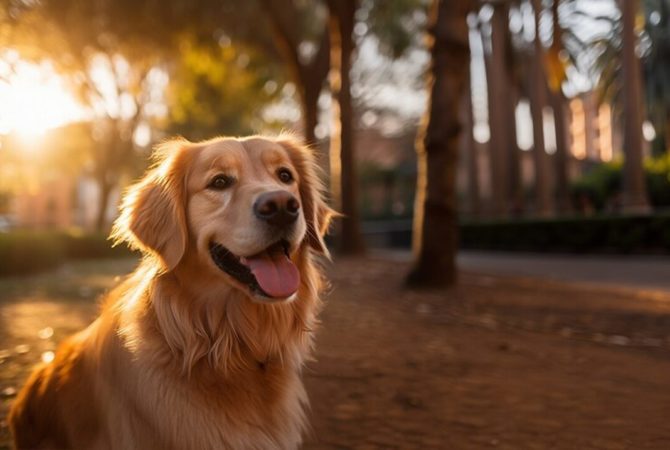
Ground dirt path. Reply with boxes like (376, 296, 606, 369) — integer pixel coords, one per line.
(304, 257, 670, 450)
(2, 257, 670, 449)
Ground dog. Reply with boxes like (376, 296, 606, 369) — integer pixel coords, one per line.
(9, 135, 334, 450)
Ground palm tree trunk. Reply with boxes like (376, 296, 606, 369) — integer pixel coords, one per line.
(552, 90, 572, 214)
(505, 59, 522, 215)
(407, 0, 472, 288)
(463, 69, 480, 218)
(485, 2, 510, 218)
(621, 0, 651, 213)
(530, 0, 553, 216)
(548, 0, 571, 215)
(327, 0, 364, 254)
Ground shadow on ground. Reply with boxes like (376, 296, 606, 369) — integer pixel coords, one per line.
(1, 256, 670, 449)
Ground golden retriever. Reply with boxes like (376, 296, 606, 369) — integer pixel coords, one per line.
(9, 135, 334, 450)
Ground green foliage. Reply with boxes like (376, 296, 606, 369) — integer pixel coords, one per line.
(570, 155, 670, 211)
(364, 0, 428, 57)
(460, 214, 670, 254)
(644, 153, 670, 205)
(166, 38, 284, 139)
(570, 161, 622, 210)
(0, 232, 136, 276)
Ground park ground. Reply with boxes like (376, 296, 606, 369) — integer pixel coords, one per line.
(1, 255, 669, 449)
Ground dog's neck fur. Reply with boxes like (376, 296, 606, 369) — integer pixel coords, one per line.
(117, 247, 321, 379)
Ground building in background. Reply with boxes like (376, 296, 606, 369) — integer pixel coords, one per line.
(11, 173, 119, 231)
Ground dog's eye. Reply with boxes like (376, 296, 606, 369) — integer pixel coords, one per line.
(208, 174, 235, 190)
(277, 168, 294, 184)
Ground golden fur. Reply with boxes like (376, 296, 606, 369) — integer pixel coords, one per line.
(9, 135, 334, 450)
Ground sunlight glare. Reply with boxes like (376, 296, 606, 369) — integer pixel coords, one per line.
(0, 61, 84, 138)
(41, 351, 55, 364)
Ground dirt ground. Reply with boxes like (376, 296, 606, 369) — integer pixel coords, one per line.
(1, 256, 670, 449)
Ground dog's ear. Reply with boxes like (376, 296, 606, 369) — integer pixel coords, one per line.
(278, 136, 337, 257)
(111, 139, 192, 271)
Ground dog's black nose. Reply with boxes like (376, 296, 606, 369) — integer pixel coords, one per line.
(254, 191, 300, 227)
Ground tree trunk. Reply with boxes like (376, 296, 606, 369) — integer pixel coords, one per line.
(504, 26, 523, 216)
(298, 30, 330, 146)
(301, 86, 319, 146)
(485, 2, 511, 217)
(463, 68, 480, 218)
(621, 0, 651, 213)
(529, 0, 553, 216)
(548, 0, 571, 215)
(94, 176, 113, 232)
(407, 0, 471, 288)
(551, 89, 572, 214)
(656, 113, 670, 155)
(327, 0, 364, 254)
(260, 0, 330, 145)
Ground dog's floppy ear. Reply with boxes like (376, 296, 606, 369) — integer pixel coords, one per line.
(111, 139, 192, 271)
(278, 135, 337, 257)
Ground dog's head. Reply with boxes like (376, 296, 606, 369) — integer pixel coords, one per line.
(112, 135, 334, 303)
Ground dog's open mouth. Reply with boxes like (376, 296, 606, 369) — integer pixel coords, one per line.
(209, 240, 300, 299)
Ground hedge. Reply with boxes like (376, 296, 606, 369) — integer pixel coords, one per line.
(5, 214, 670, 277)
(460, 214, 670, 254)
(0, 231, 136, 276)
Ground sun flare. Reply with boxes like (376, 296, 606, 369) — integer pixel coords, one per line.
(0, 61, 84, 139)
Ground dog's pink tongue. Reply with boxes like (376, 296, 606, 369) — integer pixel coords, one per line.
(245, 249, 300, 298)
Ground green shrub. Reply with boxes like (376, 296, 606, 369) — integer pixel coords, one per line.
(0, 231, 136, 276)
(571, 155, 670, 211)
(460, 214, 670, 254)
(570, 162, 622, 211)
(0, 232, 65, 276)
(61, 232, 135, 259)
(645, 155, 670, 207)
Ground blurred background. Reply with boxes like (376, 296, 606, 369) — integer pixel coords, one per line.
(0, 0, 669, 261)
(1, 0, 670, 448)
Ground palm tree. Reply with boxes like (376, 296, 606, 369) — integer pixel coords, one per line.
(407, 0, 472, 287)
(485, 1, 512, 217)
(482, 0, 526, 217)
(530, 0, 553, 216)
(548, 0, 572, 214)
(586, 0, 669, 156)
(642, 0, 670, 155)
(463, 67, 480, 217)
(621, 0, 651, 212)
(326, 0, 365, 254)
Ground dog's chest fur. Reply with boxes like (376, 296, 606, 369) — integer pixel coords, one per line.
(101, 349, 307, 450)
(100, 281, 313, 450)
